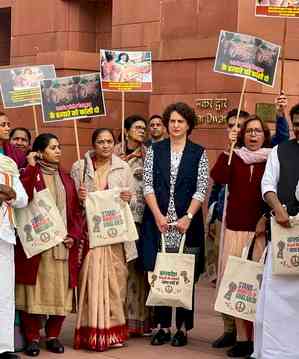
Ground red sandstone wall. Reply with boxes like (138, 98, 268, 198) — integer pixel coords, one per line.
(1, 0, 299, 171)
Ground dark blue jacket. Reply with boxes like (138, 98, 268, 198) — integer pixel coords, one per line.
(139, 138, 205, 278)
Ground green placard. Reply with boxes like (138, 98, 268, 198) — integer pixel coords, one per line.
(256, 103, 276, 123)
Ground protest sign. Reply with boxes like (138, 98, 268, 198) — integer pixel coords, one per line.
(255, 0, 299, 18)
(214, 30, 280, 87)
(0, 65, 56, 108)
(100, 49, 152, 92)
(40, 72, 106, 123)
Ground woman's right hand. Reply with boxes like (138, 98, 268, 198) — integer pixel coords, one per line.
(275, 204, 290, 228)
(155, 213, 168, 233)
(78, 184, 87, 201)
(228, 126, 239, 145)
(27, 152, 38, 166)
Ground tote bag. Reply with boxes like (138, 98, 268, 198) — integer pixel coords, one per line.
(14, 189, 67, 258)
(271, 216, 299, 275)
(86, 189, 138, 248)
(214, 240, 267, 322)
(146, 234, 195, 310)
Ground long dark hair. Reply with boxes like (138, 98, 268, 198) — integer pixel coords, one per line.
(239, 115, 271, 148)
(32, 133, 59, 152)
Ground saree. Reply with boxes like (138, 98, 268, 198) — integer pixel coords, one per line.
(74, 162, 129, 351)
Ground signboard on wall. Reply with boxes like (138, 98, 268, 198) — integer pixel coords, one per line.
(195, 98, 229, 126)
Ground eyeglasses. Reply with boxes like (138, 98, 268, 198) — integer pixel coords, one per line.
(245, 128, 264, 135)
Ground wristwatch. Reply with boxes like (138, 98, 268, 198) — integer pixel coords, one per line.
(186, 212, 193, 220)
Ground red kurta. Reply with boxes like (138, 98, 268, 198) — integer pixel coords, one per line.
(210, 152, 266, 232)
(15, 164, 82, 288)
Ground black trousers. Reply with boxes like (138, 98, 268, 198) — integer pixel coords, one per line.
(154, 288, 195, 331)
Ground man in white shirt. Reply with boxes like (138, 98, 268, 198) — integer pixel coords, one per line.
(0, 155, 28, 359)
(252, 103, 299, 359)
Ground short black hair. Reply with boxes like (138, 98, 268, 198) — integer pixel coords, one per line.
(117, 53, 129, 63)
(290, 104, 299, 123)
(163, 102, 197, 136)
(104, 51, 114, 62)
(10, 127, 31, 144)
(124, 115, 147, 131)
(149, 114, 163, 124)
(92, 128, 115, 145)
(226, 108, 250, 123)
(32, 133, 58, 152)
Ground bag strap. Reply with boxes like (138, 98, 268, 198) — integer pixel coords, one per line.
(178, 234, 187, 254)
(259, 245, 268, 265)
(82, 157, 88, 184)
(160, 233, 186, 254)
(161, 233, 166, 253)
(242, 236, 256, 260)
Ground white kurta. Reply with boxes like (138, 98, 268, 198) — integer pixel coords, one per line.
(254, 246, 299, 359)
(0, 240, 15, 353)
(254, 146, 299, 359)
(0, 157, 28, 354)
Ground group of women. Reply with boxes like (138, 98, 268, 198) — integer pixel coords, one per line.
(12, 100, 279, 359)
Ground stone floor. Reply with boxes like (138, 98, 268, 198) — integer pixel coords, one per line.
(20, 282, 229, 358)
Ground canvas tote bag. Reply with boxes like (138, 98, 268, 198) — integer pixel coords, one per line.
(86, 189, 138, 248)
(214, 239, 267, 322)
(146, 234, 195, 310)
(14, 188, 67, 258)
(271, 215, 299, 275)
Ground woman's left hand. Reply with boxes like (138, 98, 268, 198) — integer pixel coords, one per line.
(120, 190, 132, 203)
(64, 236, 74, 249)
(176, 216, 191, 234)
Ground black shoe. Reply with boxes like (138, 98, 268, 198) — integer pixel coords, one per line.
(150, 329, 171, 345)
(227, 341, 253, 357)
(245, 356, 256, 359)
(212, 332, 236, 348)
(171, 330, 187, 347)
(0, 353, 20, 359)
(46, 338, 64, 354)
(24, 342, 40, 357)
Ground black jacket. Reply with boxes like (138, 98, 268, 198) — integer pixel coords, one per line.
(139, 138, 205, 279)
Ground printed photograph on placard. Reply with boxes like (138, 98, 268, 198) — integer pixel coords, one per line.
(40, 73, 106, 123)
(214, 30, 280, 87)
(100, 49, 152, 92)
(0, 65, 56, 108)
(256, 0, 299, 18)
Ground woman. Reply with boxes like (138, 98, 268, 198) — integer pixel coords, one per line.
(114, 115, 152, 336)
(15, 133, 82, 357)
(211, 115, 271, 358)
(71, 128, 135, 352)
(140, 102, 209, 346)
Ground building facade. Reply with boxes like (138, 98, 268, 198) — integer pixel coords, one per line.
(0, 0, 298, 169)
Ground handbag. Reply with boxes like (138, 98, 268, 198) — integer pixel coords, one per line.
(85, 189, 138, 248)
(14, 189, 67, 258)
(214, 238, 267, 322)
(146, 234, 195, 310)
(271, 215, 299, 275)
